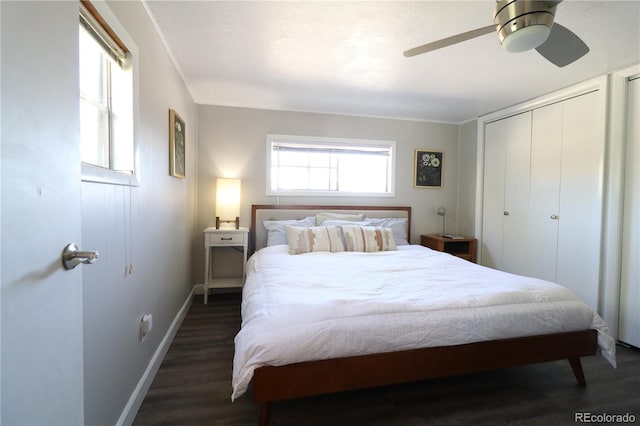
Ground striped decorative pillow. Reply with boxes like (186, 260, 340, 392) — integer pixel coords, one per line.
(286, 225, 346, 254)
(342, 225, 397, 252)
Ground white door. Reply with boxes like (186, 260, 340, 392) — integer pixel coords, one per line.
(529, 103, 563, 282)
(1, 2, 85, 424)
(481, 111, 531, 273)
(619, 77, 640, 347)
(528, 91, 604, 310)
(556, 90, 604, 310)
(481, 119, 507, 269)
(501, 111, 532, 276)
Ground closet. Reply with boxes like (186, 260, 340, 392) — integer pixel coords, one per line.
(481, 90, 604, 311)
(619, 77, 639, 347)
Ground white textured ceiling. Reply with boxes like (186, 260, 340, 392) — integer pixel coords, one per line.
(144, 0, 640, 123)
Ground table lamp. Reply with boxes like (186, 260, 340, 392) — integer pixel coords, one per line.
(216, 178, 241, 229)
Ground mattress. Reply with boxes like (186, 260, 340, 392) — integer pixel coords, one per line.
(232, 245, 616, 400)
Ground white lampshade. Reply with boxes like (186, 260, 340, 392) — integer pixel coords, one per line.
(502, 24, 551, 53)
(216, 178, 241, 221)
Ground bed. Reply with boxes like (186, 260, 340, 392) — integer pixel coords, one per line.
(235, 205, 616, 425)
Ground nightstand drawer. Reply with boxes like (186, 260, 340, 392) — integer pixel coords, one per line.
(207, 232, 245, 246)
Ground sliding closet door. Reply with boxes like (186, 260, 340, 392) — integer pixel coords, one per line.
(482, 119, 507, 269)
(528, 103, 562, 281)
(481, 112, 531, 271)
(619, 77, 640, 347)
(556, 90, 604, 310)
(502, 112, 532, 276)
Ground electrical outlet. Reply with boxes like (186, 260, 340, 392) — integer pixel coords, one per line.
(140, 314, 153, 342)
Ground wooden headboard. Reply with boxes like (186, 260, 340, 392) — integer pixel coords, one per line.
(250, 204, 412, 253)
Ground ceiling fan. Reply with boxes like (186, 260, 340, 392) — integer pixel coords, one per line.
(404, 0, 589, 67)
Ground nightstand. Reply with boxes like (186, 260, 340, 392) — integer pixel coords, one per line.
(420, 234, 477, 262)
(203, 227, 249, 304)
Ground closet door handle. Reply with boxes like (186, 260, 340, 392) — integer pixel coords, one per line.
(62, 243, 99, 270)
(503, 211, 509, 216)
(550, 214, 559, 220)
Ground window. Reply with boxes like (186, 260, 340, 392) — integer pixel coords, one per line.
(267, 134, 396, 197)
(79, 1, 137, 185)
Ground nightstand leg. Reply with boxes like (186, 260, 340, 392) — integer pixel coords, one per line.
(204, 246, 210, 304)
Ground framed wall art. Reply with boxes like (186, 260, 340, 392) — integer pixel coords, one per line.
(169, 109, 186, 178)
(414, 149, 443, 188)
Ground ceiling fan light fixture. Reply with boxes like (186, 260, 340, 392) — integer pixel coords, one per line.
(494, 1, 557, 53)
(502, 24, 551, 52)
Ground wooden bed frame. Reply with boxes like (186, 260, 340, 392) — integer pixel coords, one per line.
(247, 205, 599, 426)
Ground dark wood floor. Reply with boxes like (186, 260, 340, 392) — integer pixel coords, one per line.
(134, 292, 640, 426)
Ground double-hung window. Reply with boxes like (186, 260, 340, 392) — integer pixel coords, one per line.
(267, 134, 396, 197)
(79, 1, 137, 185)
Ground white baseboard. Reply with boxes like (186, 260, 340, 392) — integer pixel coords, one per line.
(116, 286, 195, 426)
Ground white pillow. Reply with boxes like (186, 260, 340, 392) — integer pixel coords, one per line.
(286, 225, 346, 254)
(362, 218, 409, 245)
(263, 216, 315, 246)
(341, 225, 397, 252)
(315, 212, 365, 225)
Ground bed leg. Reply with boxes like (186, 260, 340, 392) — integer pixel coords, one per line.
(568, 358, 587, 386)
(258, 402, 272, 426)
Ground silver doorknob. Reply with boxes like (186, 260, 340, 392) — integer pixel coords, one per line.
(550, 214, 559, 220)
(62, 243, 99, 270)
(503, 211, 510, 216)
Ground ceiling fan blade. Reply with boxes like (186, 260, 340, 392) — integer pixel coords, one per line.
(535, 22, 589, 67)
(404, 25, 496, 57)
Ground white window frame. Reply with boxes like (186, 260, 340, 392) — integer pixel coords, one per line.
(266, 134, 396, 197)
(80, 1, 140, 187)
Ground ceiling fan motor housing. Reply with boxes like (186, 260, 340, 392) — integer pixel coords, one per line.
(494, 0, 558, 52)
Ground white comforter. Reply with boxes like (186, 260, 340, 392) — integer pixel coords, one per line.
(232, 245, 616, 400)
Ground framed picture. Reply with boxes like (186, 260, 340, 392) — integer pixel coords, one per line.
(169, 109, 186, 178)
(414, 149, 443, 188)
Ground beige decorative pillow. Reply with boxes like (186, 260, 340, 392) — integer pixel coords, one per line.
(315, 212, 365, 225)
(341, 225, 397, 252)
(286, 225, 346, 254)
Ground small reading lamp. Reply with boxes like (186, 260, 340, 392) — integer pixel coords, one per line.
(215, 178, 241, 229)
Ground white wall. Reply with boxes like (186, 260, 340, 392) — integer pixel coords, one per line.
(80, 1, 197, 424)
(195, 105, 461, 283)
(457, 120, 478, 238)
